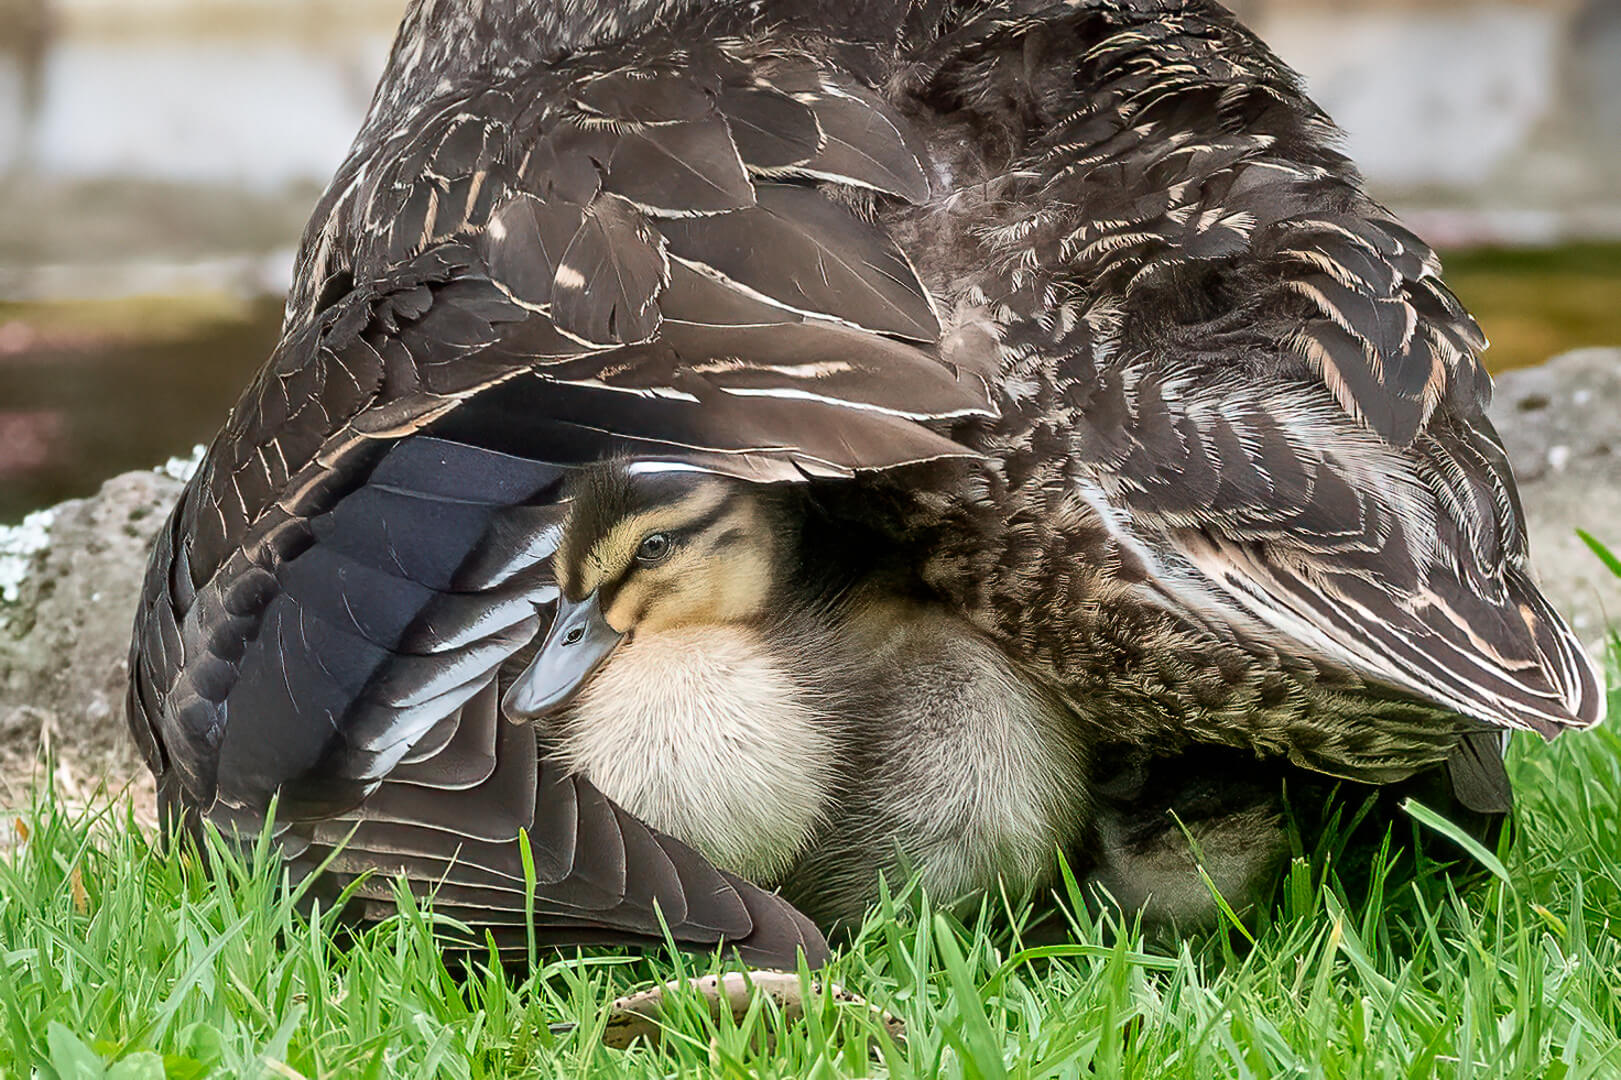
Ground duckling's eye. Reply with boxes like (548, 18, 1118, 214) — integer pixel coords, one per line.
(635, 533, 673, 565)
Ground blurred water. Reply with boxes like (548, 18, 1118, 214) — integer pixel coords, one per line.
(0, 296, 284, 521)
(0, 0, 1618, 520)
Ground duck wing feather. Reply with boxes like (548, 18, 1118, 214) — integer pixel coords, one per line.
(901, 0, 1600, 782)
(129, 41, 987, 965)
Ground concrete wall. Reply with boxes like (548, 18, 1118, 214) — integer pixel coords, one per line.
(1245, 0, 1621, 247)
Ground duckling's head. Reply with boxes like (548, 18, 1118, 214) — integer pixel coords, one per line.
(502, 463, 794, 721)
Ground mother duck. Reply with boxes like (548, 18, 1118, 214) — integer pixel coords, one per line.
(127, 0, 1604, 967)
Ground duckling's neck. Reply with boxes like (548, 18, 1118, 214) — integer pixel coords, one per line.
(547, 615, 842, 884)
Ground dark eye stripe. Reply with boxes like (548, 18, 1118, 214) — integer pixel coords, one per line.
(708, 525, 749, 553)
(676, 496, 737, 541)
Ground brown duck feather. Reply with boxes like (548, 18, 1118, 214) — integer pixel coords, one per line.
(882, 0, 1600, 779)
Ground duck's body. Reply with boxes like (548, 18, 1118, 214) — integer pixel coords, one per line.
(782, 593, 1090, 927)
(127, 0, 1603, 967)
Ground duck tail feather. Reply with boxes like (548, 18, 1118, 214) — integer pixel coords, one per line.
(1444, 729, 1513, 817)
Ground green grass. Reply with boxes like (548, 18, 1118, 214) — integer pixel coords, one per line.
(2, 579, 1619, 1077)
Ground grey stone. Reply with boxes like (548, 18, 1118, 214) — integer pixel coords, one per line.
(1487, 349, 1621, 653)
(0, 470, 182, 810)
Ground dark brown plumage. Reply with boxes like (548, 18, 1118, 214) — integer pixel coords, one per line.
(127, 0, 1602, 967)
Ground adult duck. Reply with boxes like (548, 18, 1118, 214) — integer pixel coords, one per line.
(127, 0, 1604, 967)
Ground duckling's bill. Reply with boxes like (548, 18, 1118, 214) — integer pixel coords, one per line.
(502, 591, 624, 722)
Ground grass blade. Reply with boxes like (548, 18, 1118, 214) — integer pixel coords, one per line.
(1577, 530, 1621, 579)
(1400, 798, 1514, 890)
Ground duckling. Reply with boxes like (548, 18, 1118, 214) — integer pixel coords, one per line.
(508, 462, 1091, 925)
(506, 464, 845, 885)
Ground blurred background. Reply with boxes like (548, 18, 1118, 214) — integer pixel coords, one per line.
(2, 0, 1619, 523)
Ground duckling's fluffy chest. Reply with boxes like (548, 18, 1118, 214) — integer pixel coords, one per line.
(548, 625, 836, 884)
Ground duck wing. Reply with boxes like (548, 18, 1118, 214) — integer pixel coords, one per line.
(127, 41, 993, 964)
(902, 1, 1601, 783)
